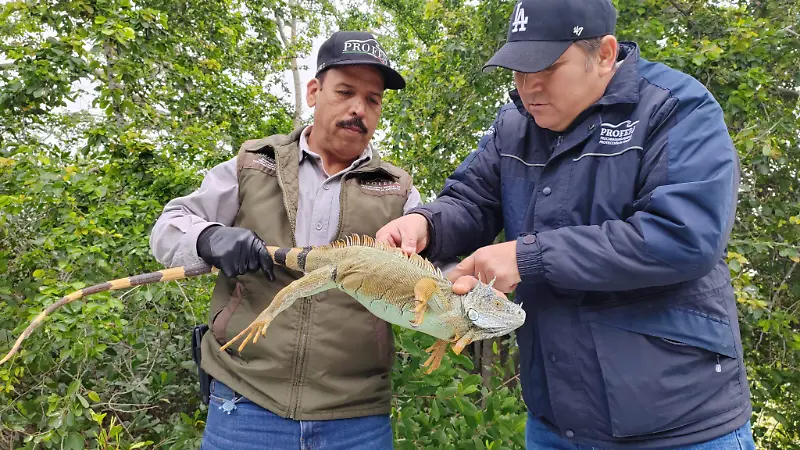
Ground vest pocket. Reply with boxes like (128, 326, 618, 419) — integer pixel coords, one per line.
(588, 306, 743, 438)
(212, 282, 245, 346)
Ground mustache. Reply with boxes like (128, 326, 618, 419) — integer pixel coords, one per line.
(336, 117, 368, 134)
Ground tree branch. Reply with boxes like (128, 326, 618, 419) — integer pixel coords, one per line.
(667, 0, 691, 16)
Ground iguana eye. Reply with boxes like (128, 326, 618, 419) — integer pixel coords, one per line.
(467, 309, 479, 321)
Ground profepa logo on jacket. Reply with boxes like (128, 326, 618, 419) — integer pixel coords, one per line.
(599, 120, 638, 145)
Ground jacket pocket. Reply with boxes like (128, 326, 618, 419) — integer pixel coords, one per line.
(587, 305, 743, 438)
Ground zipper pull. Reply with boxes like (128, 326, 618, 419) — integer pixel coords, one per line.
(715, 355, 721, 373)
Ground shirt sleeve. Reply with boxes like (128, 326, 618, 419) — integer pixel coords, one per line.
(403, 184, 422, 214)
(149, 157, 240, 268)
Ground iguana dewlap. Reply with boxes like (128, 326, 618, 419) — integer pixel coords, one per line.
(0, 235, 526, 373)
(221, 235, 527, 373)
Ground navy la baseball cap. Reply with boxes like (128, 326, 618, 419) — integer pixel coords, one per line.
(315, 31, 406, 90)
(483, 0, 617, 73)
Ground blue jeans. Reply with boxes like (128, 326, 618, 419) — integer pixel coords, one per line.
(200, 380, 393, 450)
(526, 412, 756, 449)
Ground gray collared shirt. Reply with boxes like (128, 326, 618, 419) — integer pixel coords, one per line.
(149, 126, 423, 268)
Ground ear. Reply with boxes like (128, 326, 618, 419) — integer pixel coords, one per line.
(306, 78, 320, 108)
(597, 35, 619, 76)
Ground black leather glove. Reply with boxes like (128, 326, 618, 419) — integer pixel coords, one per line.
(196, 226, 275, 280)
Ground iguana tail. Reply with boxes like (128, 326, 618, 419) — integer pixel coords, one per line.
(266, 246, 314, 272)
(265, 235, 402, 274)
(0, 263, 215, 366)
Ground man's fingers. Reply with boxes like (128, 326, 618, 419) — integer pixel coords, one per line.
(451, 275, 477, 295)
(450, 275, 509, 299)
(376, 227, 399, 247)
(258, 247, 275, 281)
(399, 228, 418, 254)
(447, 255, 476, 283)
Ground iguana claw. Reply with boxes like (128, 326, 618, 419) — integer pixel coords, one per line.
(220, 314, 274, 353)
(422, 339, 449, 374)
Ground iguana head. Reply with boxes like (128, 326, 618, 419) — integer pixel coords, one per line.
(462, 279, 526, 340)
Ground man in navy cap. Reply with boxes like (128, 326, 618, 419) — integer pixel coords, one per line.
(378, 0, 755, 448)
(152, 31, 417, 449)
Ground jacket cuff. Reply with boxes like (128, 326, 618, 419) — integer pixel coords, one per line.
(516, 233, 547, 283)
(404, 207, 439, 259)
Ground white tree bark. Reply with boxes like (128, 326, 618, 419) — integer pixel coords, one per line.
(276, 4, 303, 129)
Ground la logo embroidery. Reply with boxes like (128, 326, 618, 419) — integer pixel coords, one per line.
(573, 26, 584, 36)
(511, 2, 528, 33)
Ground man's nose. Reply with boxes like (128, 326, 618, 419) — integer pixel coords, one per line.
(349, 97, 366, 117)
(518, 72, 544, 93)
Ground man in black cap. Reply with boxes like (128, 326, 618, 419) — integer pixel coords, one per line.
(151, 31, 416, 449)
(378, 0, 756, 448)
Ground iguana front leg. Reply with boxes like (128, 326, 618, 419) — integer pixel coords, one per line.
(451, 329, 477, 355)
(411, 277, 439, 327)
(220, 266, 336, 353)
(422, 339, 449, 374)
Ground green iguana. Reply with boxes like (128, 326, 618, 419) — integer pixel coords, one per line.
(1, 235, 526, 373)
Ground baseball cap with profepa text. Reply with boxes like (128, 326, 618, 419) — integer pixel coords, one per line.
(483, 0, 617, 73)
(315, 31, 406, 90)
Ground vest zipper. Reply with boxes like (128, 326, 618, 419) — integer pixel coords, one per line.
(288, 173, 351, 418)
(288, 296, 312, 418)
(335, 174, 350, 238)
(275, 145, 308, 418)
(275, 149, 297, 247)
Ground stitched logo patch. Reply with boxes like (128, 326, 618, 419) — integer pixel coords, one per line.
(359, 179, 403, 195)
(599, 120, 638, 145)
(255, 156, 277, 171)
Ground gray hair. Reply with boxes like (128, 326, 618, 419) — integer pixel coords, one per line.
(574, 37, 605, 71)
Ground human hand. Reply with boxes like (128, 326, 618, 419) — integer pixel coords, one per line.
(375, 213, 430, 255)
(446, 241, 521, 293)
(197, 226, 275, 280)
(449, 275, 510, 300)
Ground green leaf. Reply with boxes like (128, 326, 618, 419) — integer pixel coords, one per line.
(67, 379, 80, 397)
(64, 433, 84, 450)
(76, 394, 90, 409)
(437, 386, 458, 399)
(87, 391, 101, 403)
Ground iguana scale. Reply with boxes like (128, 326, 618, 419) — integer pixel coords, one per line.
(0, 235, 526, 373)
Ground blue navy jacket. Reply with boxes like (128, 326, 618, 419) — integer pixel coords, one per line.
(411, 42, 751, 448)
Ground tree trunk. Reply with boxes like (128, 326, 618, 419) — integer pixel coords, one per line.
(276, 5, 303, 128)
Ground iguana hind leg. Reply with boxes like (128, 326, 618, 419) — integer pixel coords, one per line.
(422, 339, 449, 374)
(411, 277, 439, 327)
(220, 266, 336, 353)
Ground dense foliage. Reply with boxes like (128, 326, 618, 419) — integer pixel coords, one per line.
(1, 0, 798, 448)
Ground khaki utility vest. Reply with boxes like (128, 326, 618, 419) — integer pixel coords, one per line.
(199, 127, 412, 419)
